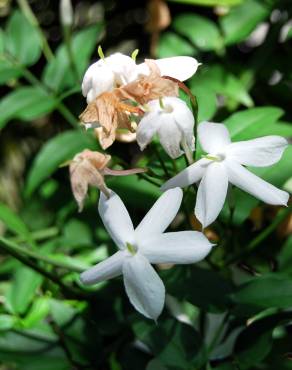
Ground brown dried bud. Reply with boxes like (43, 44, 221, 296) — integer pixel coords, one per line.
(69, 149, 147, 211)
(69, 150, 111, 212)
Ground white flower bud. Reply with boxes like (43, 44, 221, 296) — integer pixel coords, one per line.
(60, 0, 74, 27)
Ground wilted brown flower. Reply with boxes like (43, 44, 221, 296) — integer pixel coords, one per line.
(70, 150, 111, 212)
(79, 91, 143, 149)
(118, 59, 178, 105)
(69, 149, 147, 211)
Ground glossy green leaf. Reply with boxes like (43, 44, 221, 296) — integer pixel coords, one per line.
(0, 60, 22, 84)
(146, 359, 167, 370)
(234, 312, 292, 367)
(6, 266, 43, 315)
(0, 28, 4, 53)
(133, 318, 203, 368)
(223, 106, 284, 140)
(277, 236, 292, 272)
(232, 274, 292, 309)
(158, 32, 196, 58)
(5, 11, 41, 66)
(190, 65, 253, 109)
(0, 314, 16, 331)
(22, 297, 50, 328)
(25, 130, 98, 196)
(43, 24, 104, 92)
(173, 14, 224, 51)
(164, 267, 233, 312)
(0, 87, 57, 129)
(0, 203, 30, 238)
(191, 84, 217, 122)
(220, 0, 270, 45)
(62, 219, 92, 249)
(107, 175, 161, 210)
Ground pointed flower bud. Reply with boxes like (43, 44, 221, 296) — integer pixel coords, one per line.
(60, 0, 74, 27)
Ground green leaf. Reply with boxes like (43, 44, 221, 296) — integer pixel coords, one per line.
(158, 32, 196, 58)
(278, 236, 292, 273)
(191, 84, 217, 122)
(0, 59, 22, 84)
(0, 314, 16, 331)
(107, 175, 161, 210)
(223, 106, 284, 140)
(22, 297, 50, 328)
(164, 267, 233, 312)
(232, 274, 292, 309)
(0, 87, 57, 129)
(43, 24, 104, 92)
(190, 65, 253, 109)
(173, 14, 224, 51)
(234, 312, 292, 367)
(25, 130, 98, 196)
(133, 318, 203, 369)
(168, 0, 242, 6)
(6, 266, 43, 315)
(5, 10, 41, 66)
(0, 28, 4, 53)
(146, 359, 167, 370)
(62, 219, 92, 249)
(0, 203, 30, 238)
(220, 0, 270, 45)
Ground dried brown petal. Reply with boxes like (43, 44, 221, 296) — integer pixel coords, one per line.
(69, 150, 111, 211)
(80, 92, 141, 149)
(118, 59, 178, 104)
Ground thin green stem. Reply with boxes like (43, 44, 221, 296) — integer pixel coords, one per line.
(226, 205, 292, 264)
(138, 173, 161, 188)
(0, 237, 83, 298)
(57, 102, 79, 127)
(0, 236, 83, 273)
(63, 26, 80, 84)
(10, 227, 59, 243)
(206, 312, 229, 356)
(152, 144, 170, 178)
(17, 0, 54, 62)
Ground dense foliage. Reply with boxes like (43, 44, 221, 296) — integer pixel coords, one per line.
(0, 0, 292, 369)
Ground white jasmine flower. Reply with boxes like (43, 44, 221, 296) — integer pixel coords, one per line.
(80, 188, 213, 320)
(136, 97, 195, 159)
(82, 54, 200, 103)
(82, 53, 137, 103)
(162, 121, 289, 228)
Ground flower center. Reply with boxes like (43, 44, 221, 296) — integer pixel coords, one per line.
(203, 153, 225, 162)
(163, 104, 174, 113)
(126, 242, 137, 255)
(159, 97, 174, 113)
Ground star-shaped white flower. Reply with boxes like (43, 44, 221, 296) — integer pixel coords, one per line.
(162, 121, 289, 228)
(80, 188, 213, 320)
(82, 53, 200, 103)
(137, 97, 195, 159)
